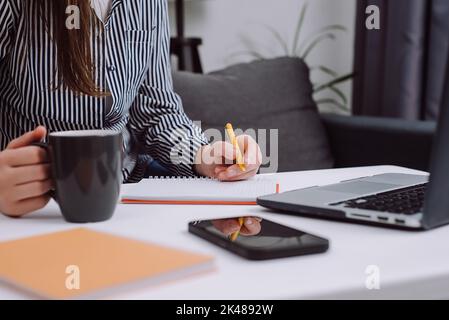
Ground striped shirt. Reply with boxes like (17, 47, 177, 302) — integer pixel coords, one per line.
(91, 0, 112, 22)
(0, 0, 208, 183)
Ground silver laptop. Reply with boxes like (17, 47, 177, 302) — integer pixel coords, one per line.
(258, 58, 449, 231)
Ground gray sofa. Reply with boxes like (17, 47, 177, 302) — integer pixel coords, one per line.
(171, 57, 436, 173)
(321, 114, 435, 171)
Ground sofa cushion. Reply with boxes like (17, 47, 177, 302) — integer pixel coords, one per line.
(173, 57, 334, 172)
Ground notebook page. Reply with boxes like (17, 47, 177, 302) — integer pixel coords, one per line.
(121, 175, 278, 202)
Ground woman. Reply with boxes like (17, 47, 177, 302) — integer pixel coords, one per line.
(0, 0, 262, 220)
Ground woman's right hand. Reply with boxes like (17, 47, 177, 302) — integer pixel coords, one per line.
(212, 217, 262, 236)
(0, 127, 53, 217)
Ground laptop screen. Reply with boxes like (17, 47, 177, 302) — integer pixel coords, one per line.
(422, 54, 449, 229)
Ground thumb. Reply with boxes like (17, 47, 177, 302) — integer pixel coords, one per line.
(7, 126, 47, 149)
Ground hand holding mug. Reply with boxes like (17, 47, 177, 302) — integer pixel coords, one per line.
(0, 127, 53, 217)
(0, 128, 122, 223)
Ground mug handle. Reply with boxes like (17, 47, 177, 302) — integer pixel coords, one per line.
(31, 141, 48, 149)
(31, 142, 58, 201)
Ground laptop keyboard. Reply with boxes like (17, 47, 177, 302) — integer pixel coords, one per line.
(330, 183, 427, 215)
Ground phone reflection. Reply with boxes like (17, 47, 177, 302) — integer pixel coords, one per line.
(207, 217, 312, 249)
(211, 217, 263, 240)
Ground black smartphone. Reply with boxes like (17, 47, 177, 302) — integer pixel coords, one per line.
(188, 217, 329, 260)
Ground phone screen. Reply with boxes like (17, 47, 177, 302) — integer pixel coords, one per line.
(189, 217, 329, 259)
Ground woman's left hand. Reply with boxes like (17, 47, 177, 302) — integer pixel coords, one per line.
(194, 135, 262, 181)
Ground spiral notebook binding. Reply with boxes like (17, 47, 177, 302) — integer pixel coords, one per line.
(146, 176, 217, 181)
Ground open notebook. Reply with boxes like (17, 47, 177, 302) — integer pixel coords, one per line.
(121, 176, 280, 205)
(0, 228, 214, 299)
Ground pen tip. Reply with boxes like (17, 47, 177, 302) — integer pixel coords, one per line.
(225, 123, 233, 130)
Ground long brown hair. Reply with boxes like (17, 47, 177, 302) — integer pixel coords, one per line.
(40, 0, 107, 97)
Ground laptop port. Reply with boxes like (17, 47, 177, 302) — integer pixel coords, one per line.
(378, 217, 388, 222)
(395, 219, 406, 224)
(351, 213, 371, 219)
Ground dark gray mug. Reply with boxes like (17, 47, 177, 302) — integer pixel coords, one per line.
(37, 130, 123, 223)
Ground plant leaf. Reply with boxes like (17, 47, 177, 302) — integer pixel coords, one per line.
(259, 24, 289, 55)
(313, 73, 355, 92)
(237, 33, 267, 53)
(309, 65, 339, 77)
(311, 24, 347, 35)
(291, 1, 309, 56)
(298, 24, 347, 53)
(327, 85, 348, 105)
(300, 33, 336, 60)
(314, 98, 349, 112)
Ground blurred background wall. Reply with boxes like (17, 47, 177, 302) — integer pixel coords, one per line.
(168, 0, 357, 112)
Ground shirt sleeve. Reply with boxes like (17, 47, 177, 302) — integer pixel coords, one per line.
(0, 0, 15, 61)
(128, 0, 209, 177)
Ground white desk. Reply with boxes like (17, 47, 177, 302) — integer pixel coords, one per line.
(1, 166, 449, 300)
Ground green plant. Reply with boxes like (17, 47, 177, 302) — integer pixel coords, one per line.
(233, 1, 354, 112)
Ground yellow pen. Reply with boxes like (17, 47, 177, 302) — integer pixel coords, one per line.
(230, 217, 244, 241)
(225, 123, 246, 172)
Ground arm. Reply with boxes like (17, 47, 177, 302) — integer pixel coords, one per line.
(129, 1, 262, 179)
(0, 0, 16, 62)
(0, 2, 53, 217)
(128, 0, 208, 176)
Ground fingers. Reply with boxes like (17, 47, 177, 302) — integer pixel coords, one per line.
(211, 141, 236, 164)
(211, 219, 242, 235)
(13, 164, 52, 185)
(217, 165, 258, 181)
(213, 165, 228, 179)
(7, 127, 47, 150)
(240, 218, 262, 236)
(213, 165, 228, 174)
(209, 136, 260, 167)
(0, 127, 51, 217)
(194, 135, 262, 181)
(194, 143, 236, 178)
(11, 179, 53, 202)
(216, 135, 262, 181)
(236, 135, 262, 171)
(4, 195, 51, 218)
(1, 146, 49, 167)
(211, 218, 262, 236)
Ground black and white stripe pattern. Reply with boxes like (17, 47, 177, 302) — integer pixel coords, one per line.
(0, 0, 208, 182)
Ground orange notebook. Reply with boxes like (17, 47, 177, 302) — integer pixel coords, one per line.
(121, 176, 278, 205)
(0, 228, 214, 299)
